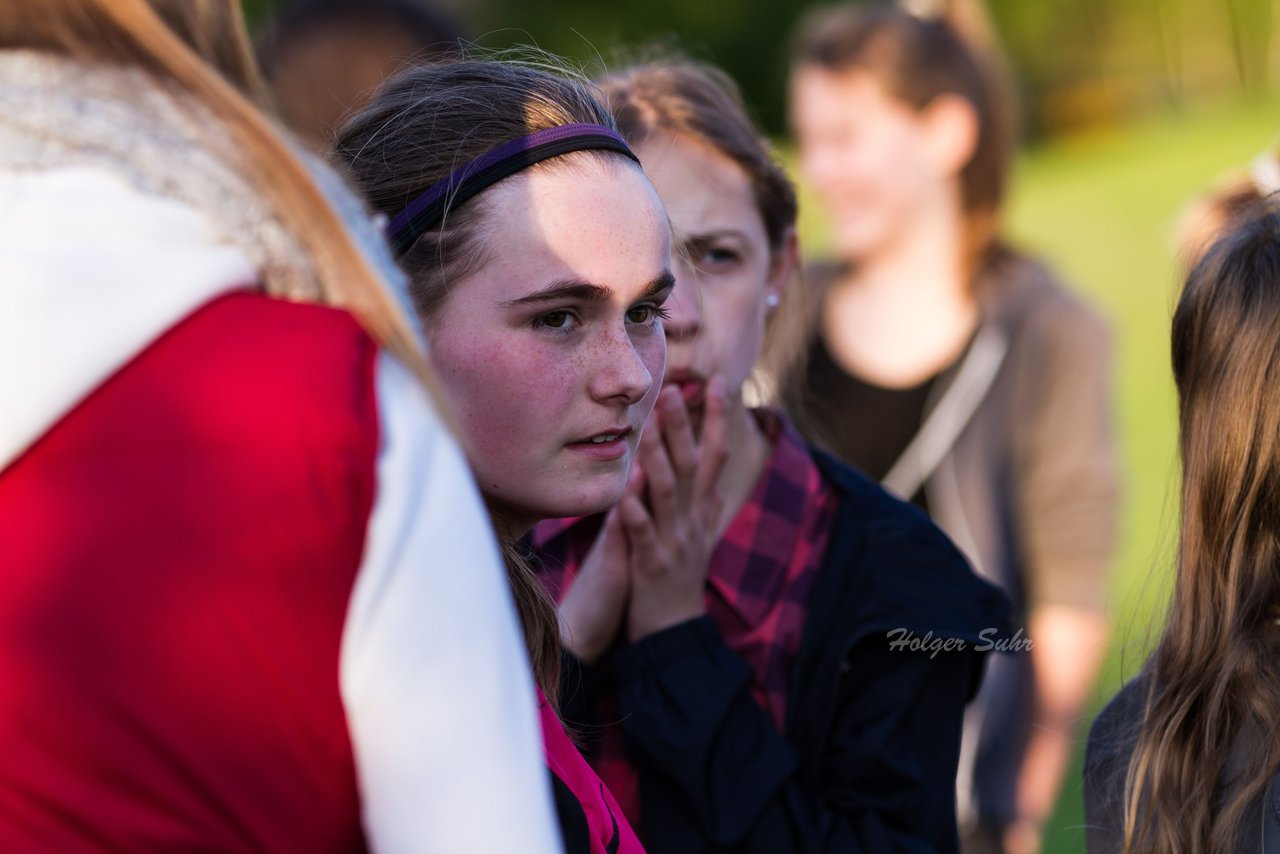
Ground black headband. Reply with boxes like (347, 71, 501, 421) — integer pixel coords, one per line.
(385, 123, 640, 256)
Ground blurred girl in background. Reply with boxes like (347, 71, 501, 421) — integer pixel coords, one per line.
(335, 58, 677, 854)
(257, 0, 466, 150)
(532, 57, 1009, 852)
(1084, 200, 1280, 853)
(0, 1, 558, 851)
(786, 2, 1119, 851)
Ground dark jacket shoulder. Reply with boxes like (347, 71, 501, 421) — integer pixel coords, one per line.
(807, 448, 1012, 650)
(1084, 673, 1148, 853)
(1086, 673, 1280, 853)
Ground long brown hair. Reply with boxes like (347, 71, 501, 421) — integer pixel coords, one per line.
(791, 0, 1016, 285)
(597, 58, 806, 396)
(1122, 202, 1280, 852)
(334, 58, 636, 702)
(0, 0, 438, 397)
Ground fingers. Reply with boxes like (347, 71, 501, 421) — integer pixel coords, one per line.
(559, 507, 631, 663)
(705, 485, 725, 538)
(638, 416, 678, 534)
(656, 386, 698, 498)
(621, 390, 716, 642)
(618, 492, 659, 571)
(638, 385, 705, 535)
(630, 375, 727, 552)
(626, 451, 646, 494)
(593, 505, 628, 570)
(694, 375, 730, 500)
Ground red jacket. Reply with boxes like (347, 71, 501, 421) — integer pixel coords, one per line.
(0, 165, 559, 853)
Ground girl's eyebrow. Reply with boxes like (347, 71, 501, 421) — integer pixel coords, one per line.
(503, 282, 608, 307)
(503, 272, 676, 307)
(685, 229, 748, 243)
(680, 230, 752, 256)
(644, 271, 677, 297)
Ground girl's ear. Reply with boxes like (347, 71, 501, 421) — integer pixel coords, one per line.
(920, 94, 979, 180)
(766, 226, 800, 310)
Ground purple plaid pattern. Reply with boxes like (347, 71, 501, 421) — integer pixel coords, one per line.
(533, 410, 838, 826)
(703, 411, 837, 729)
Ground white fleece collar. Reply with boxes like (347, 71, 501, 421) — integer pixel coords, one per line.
(0, 166, 255, 472)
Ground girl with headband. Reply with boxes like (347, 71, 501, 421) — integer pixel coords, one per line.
(532, 58, 1010, 852)
(786, 4, 1119, 850)
(336, 59, 676, 854)
(0, 1, 558, 851)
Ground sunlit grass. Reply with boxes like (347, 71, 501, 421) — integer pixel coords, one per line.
(792, 96, 1280, 852)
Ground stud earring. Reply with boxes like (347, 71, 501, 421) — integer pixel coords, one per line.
(765, 294, 780, 309)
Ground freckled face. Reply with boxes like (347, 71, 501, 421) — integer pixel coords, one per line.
(633, 133, 778, 414)
(426, 156, 672, 529)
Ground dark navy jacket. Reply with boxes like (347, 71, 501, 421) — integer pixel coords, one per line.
(1084, 672, 1280, 853)
(559, 451, 1012, 853)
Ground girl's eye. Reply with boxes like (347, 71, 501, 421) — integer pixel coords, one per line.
(627, 303, 671, 325)
(534, 310, 576, 331)
(693, 244, 742, 273)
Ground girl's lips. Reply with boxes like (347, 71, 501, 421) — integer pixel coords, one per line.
(566, 428, 632, 461)
(672, 378, 705, 408)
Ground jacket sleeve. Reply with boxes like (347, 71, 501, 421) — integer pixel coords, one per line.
(1082, 677, 1147, 854)
(611, 615, 976, 853)
(1013, 291, 1119, 612)
(339, 352, 563, 854)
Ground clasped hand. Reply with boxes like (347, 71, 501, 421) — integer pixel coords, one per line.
(558, 379, 729, 663)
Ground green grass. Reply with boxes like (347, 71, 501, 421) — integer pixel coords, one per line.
(794, 96, 1280, 852)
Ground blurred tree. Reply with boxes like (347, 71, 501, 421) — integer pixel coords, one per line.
(241, 0, 1277, 139)
(1227, 0, 1272, 95)
(1154, 0, 1185, 104)
(463, 0, 803, 136)
(243, 0, 273, 27)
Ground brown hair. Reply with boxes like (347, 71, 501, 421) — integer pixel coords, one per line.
(1122, 202, 1280, 852)
(0, 0, 440, 399)
(1176, 155, 1280, 270)
(257, 0, 466, 148)
(791, 0, 1016, 282)
(597, 58, 806, 395)
(334, 58, 638, 702)
(601, 59, 796, 252)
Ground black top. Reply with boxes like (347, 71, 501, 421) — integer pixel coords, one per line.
(557, 449, 1012, 853)
(803, 334, 944, 512)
